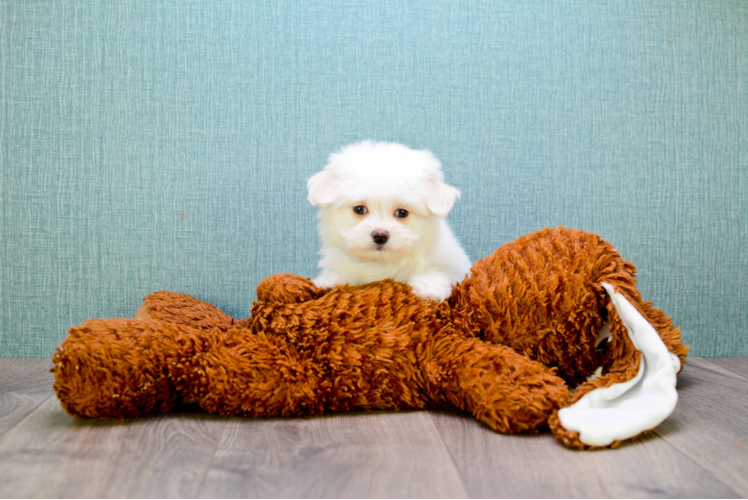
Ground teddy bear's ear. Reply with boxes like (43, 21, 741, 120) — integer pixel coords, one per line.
(555, 283, 681, 448)
(307, 169, 339, 206)
(424, 176, 461, 218)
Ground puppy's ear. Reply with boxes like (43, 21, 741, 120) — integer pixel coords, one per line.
(307, 170, 339, 206)
(424, 177, 461, 217)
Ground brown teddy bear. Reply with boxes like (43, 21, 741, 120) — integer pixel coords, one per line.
(52, 227, 688, 450)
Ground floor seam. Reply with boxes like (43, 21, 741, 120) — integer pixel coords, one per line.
(427, 410, 472, 499)
(694, 357, 748, 381)
(652, 428, 743, 498)
(193, 417, 229, 499)
(0, 392, 55, 451)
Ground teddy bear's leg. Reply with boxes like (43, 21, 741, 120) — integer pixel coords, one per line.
(550, 283, 680, 449)
(426, 330, 572, 433)
(53, 318, 212, 419)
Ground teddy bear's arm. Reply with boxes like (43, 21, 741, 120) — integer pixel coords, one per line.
(133, 274, 327, 332)
(136, 291, 242, 330)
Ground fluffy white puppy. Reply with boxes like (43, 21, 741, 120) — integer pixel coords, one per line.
(307, 140, 471, 302)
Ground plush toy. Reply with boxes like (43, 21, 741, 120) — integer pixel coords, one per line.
(52, 227, 688, 450)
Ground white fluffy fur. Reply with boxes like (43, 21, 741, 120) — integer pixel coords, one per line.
(307, 141, 471, 302)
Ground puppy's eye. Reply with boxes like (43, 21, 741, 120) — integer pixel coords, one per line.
(353, 206, 368, 215)
(395, 209, 409, 219)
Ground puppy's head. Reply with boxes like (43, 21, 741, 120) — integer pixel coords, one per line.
(308, 141, 460, 262)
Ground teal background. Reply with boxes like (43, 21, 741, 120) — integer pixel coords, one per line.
(1, 1, 746, 357)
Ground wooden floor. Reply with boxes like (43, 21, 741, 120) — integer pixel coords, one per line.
(0, 357, 746, 498)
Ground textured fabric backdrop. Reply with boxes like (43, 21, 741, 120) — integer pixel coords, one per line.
(2, 1, 746, 357)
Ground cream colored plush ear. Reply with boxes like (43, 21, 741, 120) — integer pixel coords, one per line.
(557, 283, 680, 447)
(307, 170, 339, 206)
(424, 177, 461, 218)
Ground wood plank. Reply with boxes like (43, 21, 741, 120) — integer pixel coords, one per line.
(0, 358, 55, 440)
(198, 410, 468, 498)
(653, 357, 748, 496)
(1, 358, 746, 498)
(0, 358, 54, 394)
(432, 408, 738, 498)
(0, 391, 54, 439)
(0, 398, 226, 498)
(705, 357, 748, 379)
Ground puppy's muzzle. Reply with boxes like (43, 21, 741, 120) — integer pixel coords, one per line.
(371, 229, 390, 245)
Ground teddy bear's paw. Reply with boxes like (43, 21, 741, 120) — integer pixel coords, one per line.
(259, 274, 328, 304)
(554, 283, 679, 448)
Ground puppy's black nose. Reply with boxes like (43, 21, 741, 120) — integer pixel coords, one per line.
(371, 229, 390, 245)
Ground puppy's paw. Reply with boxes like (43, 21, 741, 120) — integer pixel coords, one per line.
(408, 272, 454, 302)
(312, 272, 342, 290)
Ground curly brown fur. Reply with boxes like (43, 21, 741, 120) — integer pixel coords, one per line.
(52, 227, 687, 449)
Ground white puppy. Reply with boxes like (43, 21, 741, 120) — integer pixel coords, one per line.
(307, 141, 471, 302)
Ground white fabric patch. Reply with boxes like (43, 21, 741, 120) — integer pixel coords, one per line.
(557, 283, 679, 447)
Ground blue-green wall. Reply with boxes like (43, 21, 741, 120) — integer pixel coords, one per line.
(2, 1, 746, 357)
